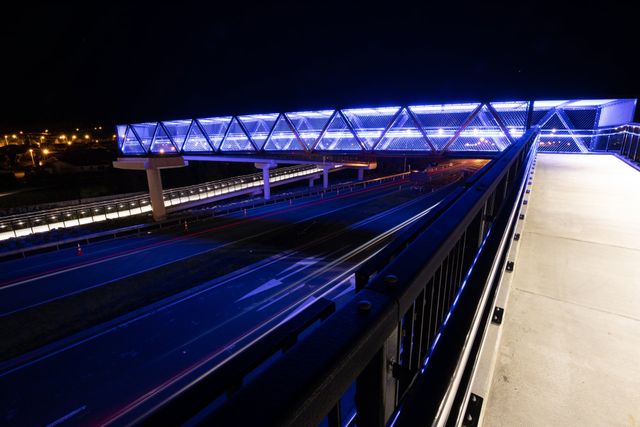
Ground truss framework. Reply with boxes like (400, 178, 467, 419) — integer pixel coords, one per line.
(117, 99, 636, 156)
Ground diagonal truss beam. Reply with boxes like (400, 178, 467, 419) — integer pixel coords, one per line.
(338, 110, 368, 151)
(371, 107, 405, 151)
(235, 117, 260, 152)
(127, 125, 148, 154)
(406, 107, 437, 151)
(555, 109, 589, 153)
(258, 113, 282, 152)
(485, 102, 515, 146)
(311, 110, 339, 152)
(440, 103, 484, 153)
(284, 113, 311, 153)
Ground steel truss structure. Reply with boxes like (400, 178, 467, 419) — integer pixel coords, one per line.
(117, 99, 636, 156)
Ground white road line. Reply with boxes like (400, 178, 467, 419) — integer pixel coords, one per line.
(46, 405, 87, 427)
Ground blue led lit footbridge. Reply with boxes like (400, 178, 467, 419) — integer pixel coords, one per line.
(114, 99, 635, 222)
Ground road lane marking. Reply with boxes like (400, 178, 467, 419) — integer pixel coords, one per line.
(46, 405, 87, 427)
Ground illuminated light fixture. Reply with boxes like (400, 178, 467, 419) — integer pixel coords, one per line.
(473, 128, 479, 135)
(159, 148, 165, 154)
(438, 128, 444, 135)
(551, 128, 557, 134)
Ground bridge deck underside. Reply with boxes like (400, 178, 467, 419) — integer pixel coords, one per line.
(483, 153, 640, 425)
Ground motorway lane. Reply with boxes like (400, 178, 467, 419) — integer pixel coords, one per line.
(0, 184, 449, 426)
(0, 181, 407, 315)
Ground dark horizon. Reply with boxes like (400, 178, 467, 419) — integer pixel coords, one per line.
(2, 2, 638, 132)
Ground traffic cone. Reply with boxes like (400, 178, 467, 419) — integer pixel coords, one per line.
(76, 243, 83, 256)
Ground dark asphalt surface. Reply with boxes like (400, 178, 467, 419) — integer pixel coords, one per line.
(0, 181, 452, 426)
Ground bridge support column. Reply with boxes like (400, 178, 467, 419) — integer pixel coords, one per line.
(357, 168, 364, 181)
(112, 156, 188, 223)
(309, 177, 315, 188)
(146, 167, 166, 221)
(256, 162, 277, 200)
(322, 166, 330, 189)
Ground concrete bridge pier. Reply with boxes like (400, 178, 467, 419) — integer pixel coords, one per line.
(255, 162, 277, 200)
(357, 168, 364, 181)
(113, 157, 188, 222)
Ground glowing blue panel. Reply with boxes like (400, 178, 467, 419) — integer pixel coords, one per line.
(263, 115, 300, 151)
(597, 99, 637, 127)
(219, 118, 255, 151)
(489, 101, 528, 132)
(131, 122, 157, 152)
(150, 124, 177, 154)
(116, 125, 127, 151)
(163, 120, 192, 150)
(461, 105, 511, 150)
(533, 100, 569, 110)
(182, 122, 213, 152)
(375, 108, 430, 151)
(238, 114, 279, 149)
(121, 126, 145, 154)
(342, 106, 400, 149)
(410, 103, 480, 149)
(198, 117, 232, 151)
(315, 113, 362, 151)
(565, 99, 615, 108)
(285, 110, 334, 149)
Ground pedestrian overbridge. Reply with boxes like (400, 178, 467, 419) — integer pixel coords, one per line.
(126, 102, 640, 426)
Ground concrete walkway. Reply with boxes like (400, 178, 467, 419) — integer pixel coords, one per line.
(483, 154, 640, 426)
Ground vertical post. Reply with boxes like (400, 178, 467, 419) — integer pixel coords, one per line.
(262, 165, 271, 200)
(309, 177, 315, 188)
(146, 167, 166, 221)
(355, 327, 399, 427)
(323, 166, 330, 189)
(357, 168, 364, 181)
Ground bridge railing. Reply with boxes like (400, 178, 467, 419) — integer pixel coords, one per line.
(0, 164, 324, 242)
(135, 128, 537, 426)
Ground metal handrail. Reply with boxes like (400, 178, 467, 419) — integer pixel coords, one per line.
(196, 129, 538, 427)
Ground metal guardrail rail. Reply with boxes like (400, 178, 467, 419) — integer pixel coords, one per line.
(146, 128, 538, 427)
(0, 172, 410, 262)
(0, 164, 328, 241)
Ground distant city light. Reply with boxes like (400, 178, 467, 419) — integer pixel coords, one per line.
(84, 134, 90, 140)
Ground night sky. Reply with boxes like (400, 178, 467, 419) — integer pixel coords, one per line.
(2, 2, 638, 131)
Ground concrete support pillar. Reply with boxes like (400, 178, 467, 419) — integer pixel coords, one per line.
(262, 165, 271, 200)
(357, 168, 364, 181)
(322, 167, 330, 189)
(255, 162, 276, 200)
(145, 167, 166, 221)
(309, 177, 315, 188)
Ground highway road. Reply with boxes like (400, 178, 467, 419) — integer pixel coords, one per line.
(0, 178, 458, 426)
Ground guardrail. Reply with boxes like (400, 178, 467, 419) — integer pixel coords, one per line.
(162, 129, 537, 426)
(0, 172, 410, 262)
(0, 164, 329, 242)
(610, 123, 640, 166)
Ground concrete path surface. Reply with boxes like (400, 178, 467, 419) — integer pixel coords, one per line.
(483, 154, 640, 426)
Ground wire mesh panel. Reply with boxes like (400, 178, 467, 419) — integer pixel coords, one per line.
(121, 126, 146, 154)
(409, 103, 480, 150)
(490, 101, 528, 137)
(219, 118, 255, 151)
(163, 120, 193, 151)
(238, 114, 279, 149)
(375, 108, 430, 151)
(150, 123, 178, 154)
(342, 106, 401, 149)
(315, 113, 362, 151)
(182, 121, 214, 152)
(116, 125, 128, 151)
(285, 110, 334, 149)
(132, 122, 158, 152)
(198, 117, 232, 151)
(263, 115, 300, 151)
